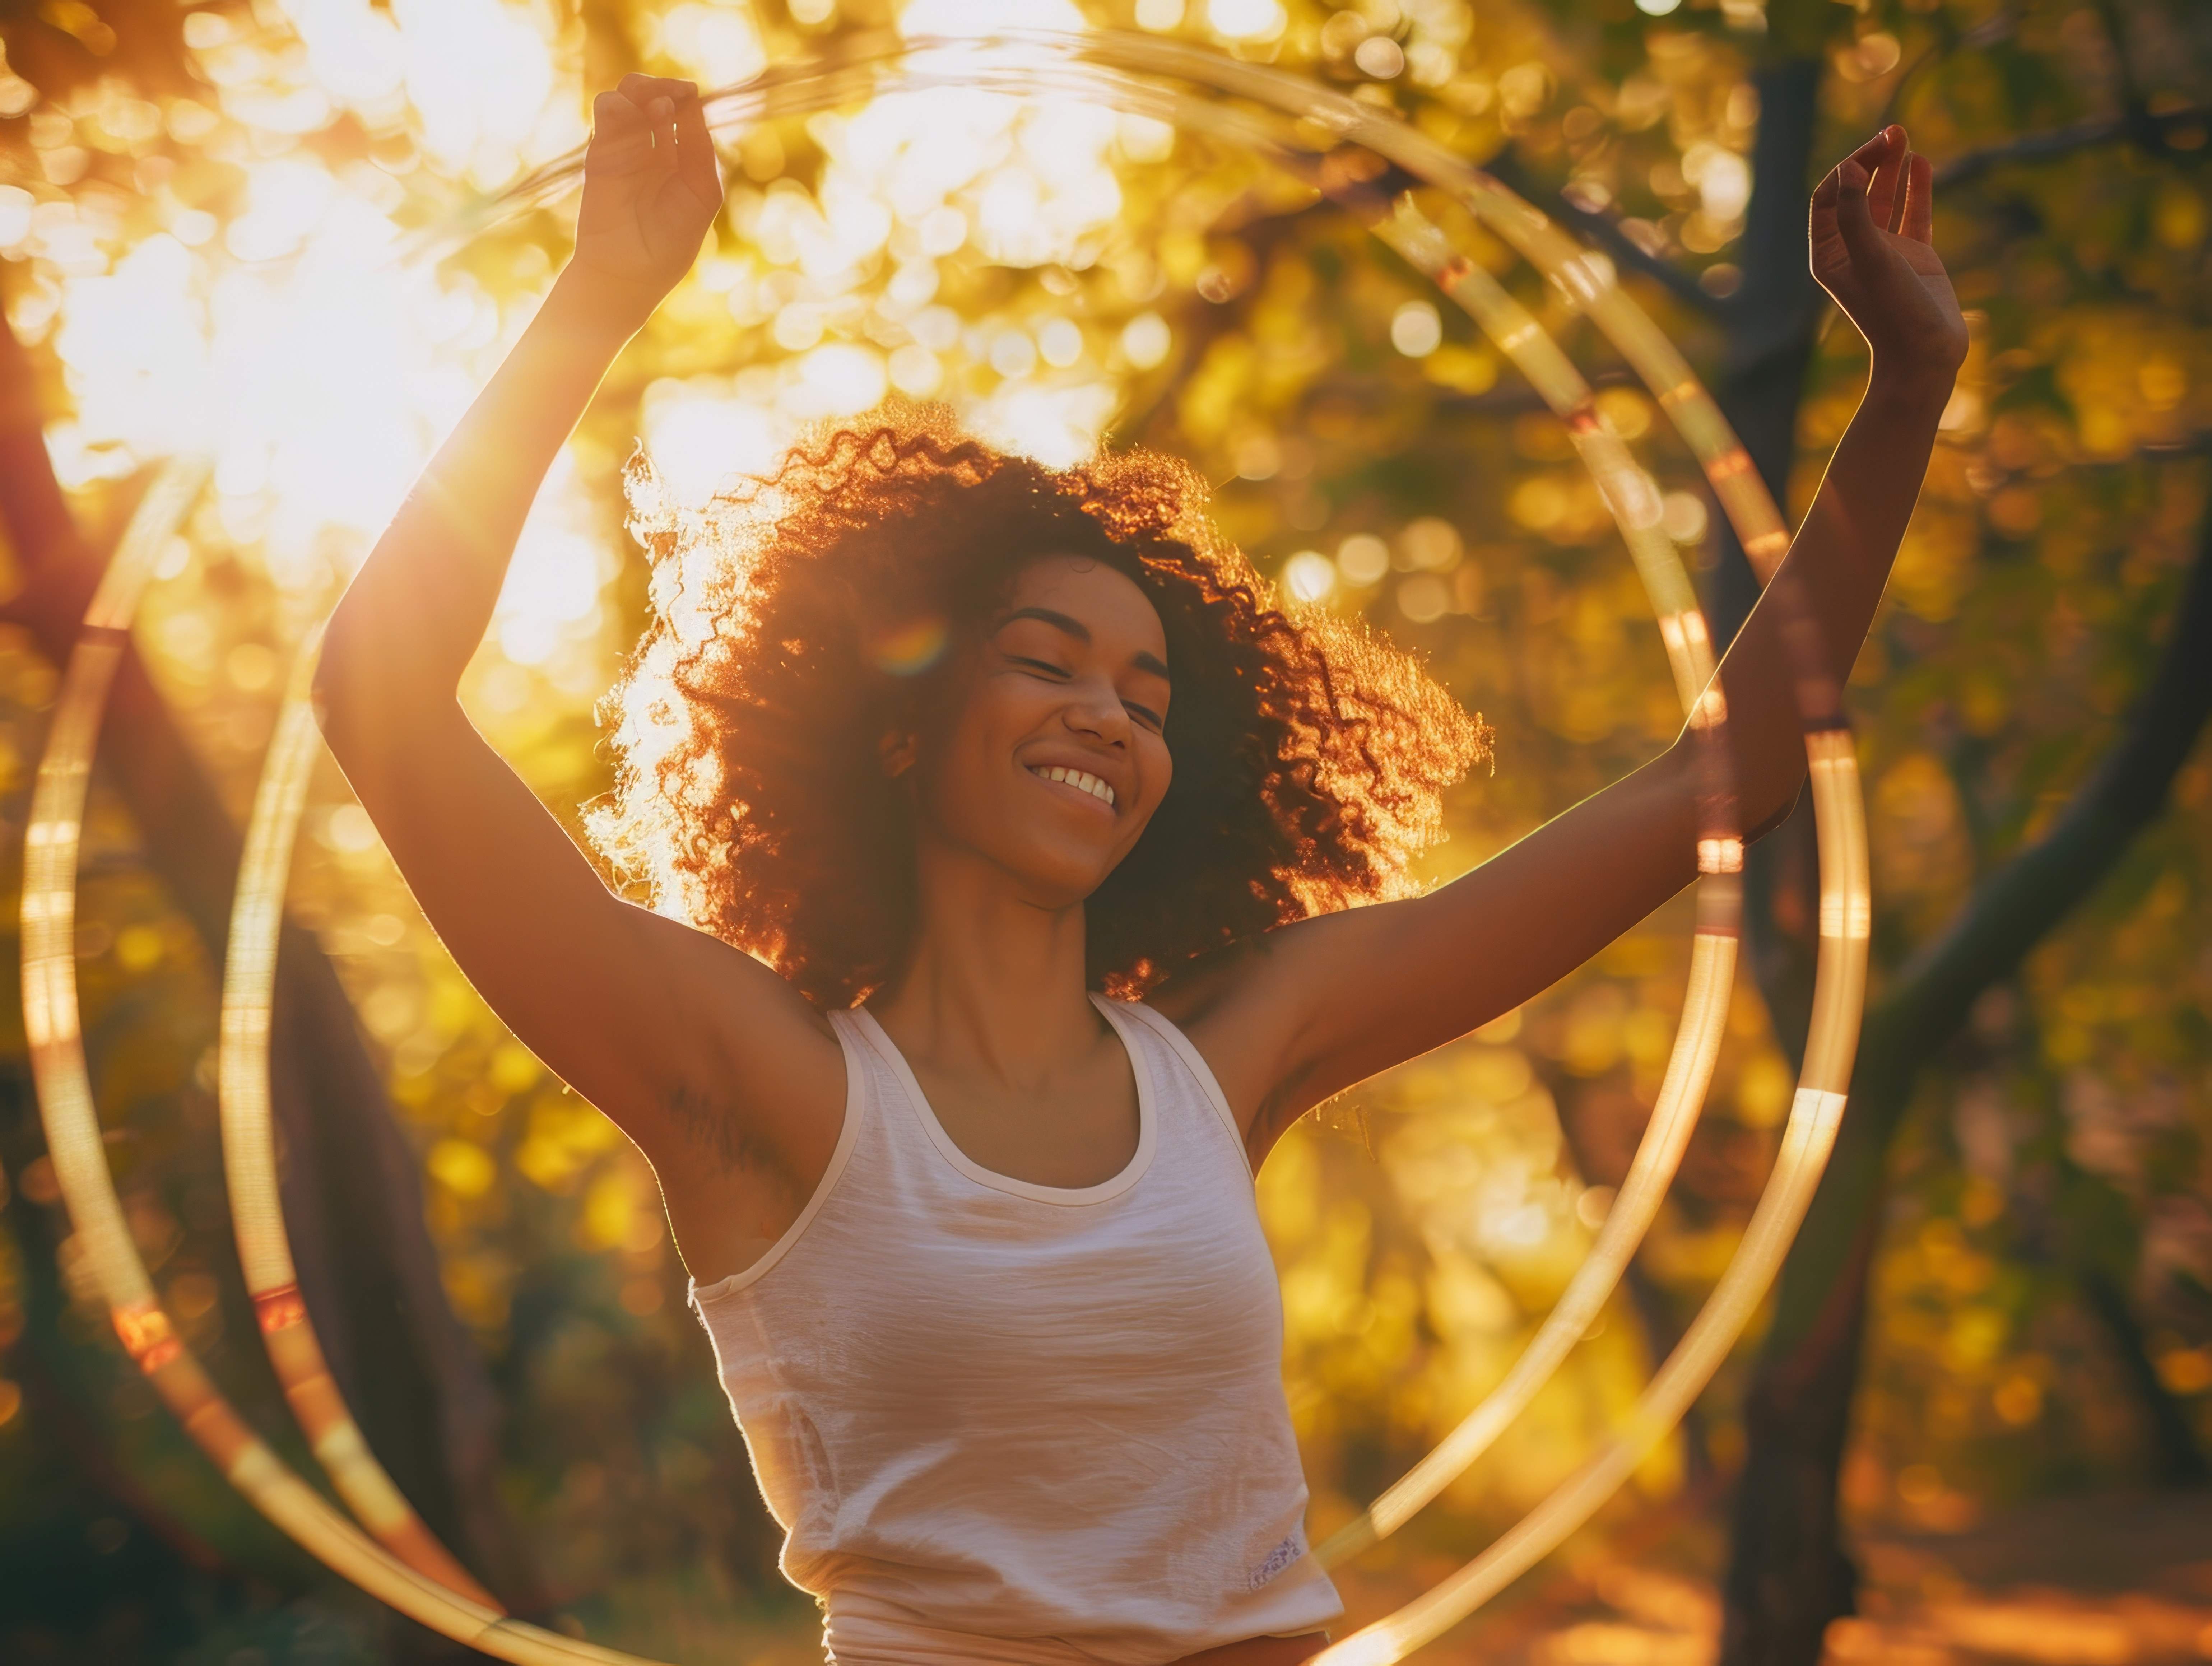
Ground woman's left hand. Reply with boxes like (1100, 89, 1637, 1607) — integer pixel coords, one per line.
(1811, 125, 1968, 389)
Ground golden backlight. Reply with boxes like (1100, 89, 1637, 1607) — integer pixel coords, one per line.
(20, 24, 1869, 1666)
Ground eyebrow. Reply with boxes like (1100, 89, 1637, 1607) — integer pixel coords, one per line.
(996, 606, 1171, 682)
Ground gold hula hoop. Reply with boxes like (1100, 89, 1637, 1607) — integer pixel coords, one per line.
(216, 628, 500, 1609)
(20, 31, 1869, 1664)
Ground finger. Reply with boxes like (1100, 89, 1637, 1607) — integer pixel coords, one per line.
(590, 90, 656, 172)
(593, 89, 647, 132)
(672, 85, 722, 209)
(617, 72, 694, 107)
(1832, 154, 1886, 275)
(1838, 125, 1898, 175)
(617, 90, 675, 173)
(1864, 125, 1907, 236)
(617, 74, 684, 154)
(1902, 150, 1934, 243)
(1836, 126, 1898, 215)
(1808, 163, 1838, 245)
(1807, 173, 1853, 298)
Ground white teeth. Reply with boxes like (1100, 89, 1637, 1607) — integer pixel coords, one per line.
(1028, 765, 1115, 808)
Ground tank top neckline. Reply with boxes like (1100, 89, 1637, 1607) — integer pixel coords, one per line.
(846, 993, 1159, 1206)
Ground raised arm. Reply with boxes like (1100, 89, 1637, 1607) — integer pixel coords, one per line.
(315, 78, 840, 1230)
(1175, 126, 1968, 1159)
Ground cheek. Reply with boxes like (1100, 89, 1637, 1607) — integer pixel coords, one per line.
(921, 679, 1036, 809)
(927, 732, 1008, 819)
(1135, 735, 1174, 818)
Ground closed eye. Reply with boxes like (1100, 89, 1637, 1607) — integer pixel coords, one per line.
(1007, 653, 1165, 729)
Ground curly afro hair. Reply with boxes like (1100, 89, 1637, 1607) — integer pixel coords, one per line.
(588, 403, 1490, 1011)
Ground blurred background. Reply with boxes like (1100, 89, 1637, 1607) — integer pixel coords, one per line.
(0, 1, 2206, 1662)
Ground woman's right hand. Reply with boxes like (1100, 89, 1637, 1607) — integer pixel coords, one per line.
(567, 75, 722, 321)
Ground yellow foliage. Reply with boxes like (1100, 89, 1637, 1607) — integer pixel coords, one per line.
(490, 1040, 542, 1094)
(581, 1167, 638, 1252)
(1942, 1307, 2009, 1372)
(427, 1137, 496, 1199)
(1891, 506, 1979, 621)
(516, 1094, 622, 1194)
(2153, 182, 2205, 250)
(1255, 1125, 1320, 1250)
(1423, 343, 1496, 394)
(1734, 1050, 1793, 1129)
(1176, 332, 1255, 445)
(113, 924, 164, 973)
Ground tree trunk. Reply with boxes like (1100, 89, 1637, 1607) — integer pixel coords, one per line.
(2077, 1265, 2212, 1488)
(0, 317, 541, 1623)
(1686, 50, 1870, 1662)
(1701, 52, 1830, 1077)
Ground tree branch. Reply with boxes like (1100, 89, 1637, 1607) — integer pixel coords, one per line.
(1883, 7, 2022, 129)
(1936, 102, 2212, 189)
(1766, 505, 2212, 1362)
(1486, 152, 1728, 318)
(1876, 511, 2212, 1076)
(1490, 90, 2212, 345)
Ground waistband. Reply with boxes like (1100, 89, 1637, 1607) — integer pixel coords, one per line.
(824, 1606, 1105, 1666)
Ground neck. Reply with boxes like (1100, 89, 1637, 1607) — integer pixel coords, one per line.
(870, 838, 1100, 1087)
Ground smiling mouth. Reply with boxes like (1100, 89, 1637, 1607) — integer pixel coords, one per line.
(1028, 765, 1116, 808)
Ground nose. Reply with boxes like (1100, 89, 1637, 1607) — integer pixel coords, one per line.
(1064, 671, 1131, 745)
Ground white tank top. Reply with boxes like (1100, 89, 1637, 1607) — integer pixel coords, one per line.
(688, 995, 1344, 1665)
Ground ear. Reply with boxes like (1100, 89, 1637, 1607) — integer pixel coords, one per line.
(878, 730, 917, 778)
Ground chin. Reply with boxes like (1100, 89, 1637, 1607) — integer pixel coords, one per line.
(988, 827, 1121, 906)
(927, 792, 1133, 906)
(1016, 852, 1118, 908)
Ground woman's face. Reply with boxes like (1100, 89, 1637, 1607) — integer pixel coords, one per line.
(911, 553, 1174, 907)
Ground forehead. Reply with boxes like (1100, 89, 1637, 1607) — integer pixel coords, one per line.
(1003, 553, 1167, 659)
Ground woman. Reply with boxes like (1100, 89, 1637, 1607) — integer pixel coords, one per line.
(317, 75, 1964, 1666)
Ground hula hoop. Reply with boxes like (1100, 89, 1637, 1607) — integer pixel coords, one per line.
(20, 30, 1868, 1664)
(21, 459, 652, 1662)
(214, 627, 500, 1608)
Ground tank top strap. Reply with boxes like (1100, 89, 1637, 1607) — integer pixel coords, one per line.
(832, 1004, 945, 1168)
(1098, 999, 1253, 1181)
(837, 1003, 963, 1171)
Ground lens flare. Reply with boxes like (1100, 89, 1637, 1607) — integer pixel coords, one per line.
(866, 614, 951, 675)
